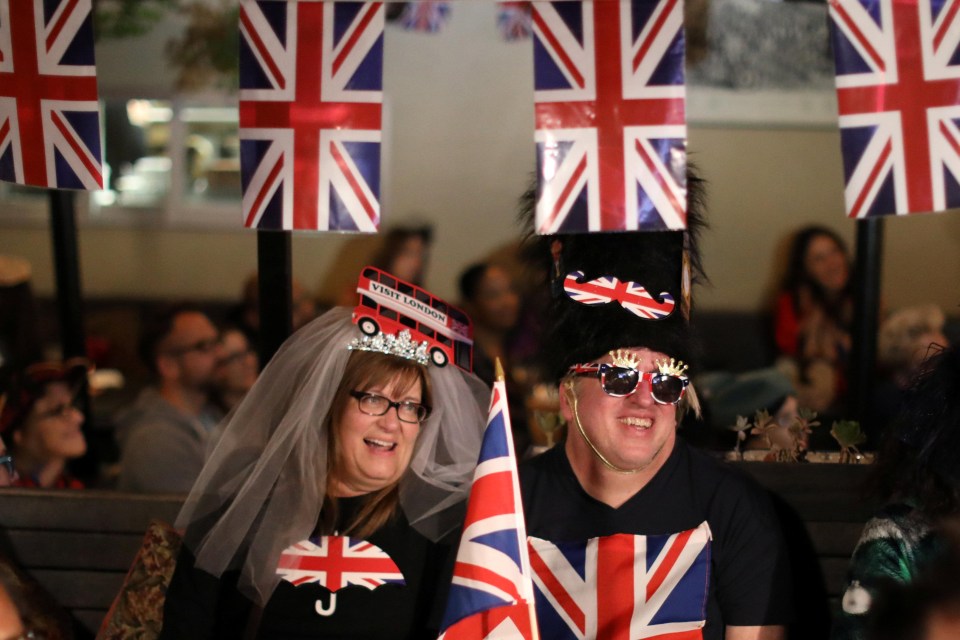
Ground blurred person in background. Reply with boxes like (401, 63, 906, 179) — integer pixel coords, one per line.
(229, 274, 319, 351)
(773, 225, 855, 418)
(114, 304, 223, 493)
(458, 261, 530, 455)
(868, 305, 950, 438)
(0, 359, 89, 489)
(832, 343, 960, 640)
(371, 226, 432, 286)
(211, 326, 259, 415)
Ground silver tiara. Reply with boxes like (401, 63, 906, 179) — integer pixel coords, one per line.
(348, 329, 430, 366)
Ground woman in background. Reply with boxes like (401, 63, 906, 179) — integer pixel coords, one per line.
(773, 225, 855, 415)
(0, 359, 89, 489)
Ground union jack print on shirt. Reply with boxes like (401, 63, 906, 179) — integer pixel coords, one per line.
(528, 521, 712, 639)
(564, 270, 675, 320)
(239, 1, 383, 231)
(533, 0, 687, 234)
(829, 0, 960, 217)
(0, 0, 103, 189)
(276, 535, 405, 592)
(439, 382, 538, 639)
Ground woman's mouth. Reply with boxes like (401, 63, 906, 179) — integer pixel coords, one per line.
(364, 438, 397, 451)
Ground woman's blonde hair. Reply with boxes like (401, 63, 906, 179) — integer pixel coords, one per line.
(320, 350, 432, 539)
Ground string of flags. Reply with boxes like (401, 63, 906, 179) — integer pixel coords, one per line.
(3, 0, 960, 230)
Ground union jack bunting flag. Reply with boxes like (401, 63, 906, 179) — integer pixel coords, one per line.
(563, 270, 675, 320)
(396, 2, 451, 33)
(829, 0, 960, 217)
(239, 1, 383, 231)
(439, 380, 538, 639)
(0, 0, 103, 189)
(527, 522, 712, 639)
(276, 535, 405, 591)
(533, 0, 687, 234)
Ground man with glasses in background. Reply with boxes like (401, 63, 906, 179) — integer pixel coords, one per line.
(115, 304, 223, 493)
(517, 173, 792, 640)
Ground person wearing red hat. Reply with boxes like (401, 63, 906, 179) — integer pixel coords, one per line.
(0, 358, 89, 489)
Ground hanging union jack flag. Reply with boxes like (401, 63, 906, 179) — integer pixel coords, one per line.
(532, 0, 687, 234)
(829, 0, 960, 217)
(276, 535, 405, 591)
(528, 522, 712, 639)
(239, 1, 383, 231)
(0, 0, 103, 190)
(439, 378, 539, 639)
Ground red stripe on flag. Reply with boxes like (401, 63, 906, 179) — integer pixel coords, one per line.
(441, 602, 533, 639)
(850, 139, 892, 218)
(45, 0, 81, 52)
(240, 8, 286, 90)
(453, 561, 522, 602)
(463, 471, 515, 523)
(635, 138, 683, 218)
(0, 119, 10, 152)
(539, 154, 588, 233)
(529, 543, 585, 634)
(51, 109, 101, 184)
(632, 0, 677, 73)
(332, 3, 382, 76)
(934, 0, 960, 50)
(941, 120, 960, 160)
(646, 528, 694, 599)
(597, 535, 635, 640)
(532, 10, 585, 89)
(245, 154, 284, 227)
(832, 3, 885, 72)
(330, 140, 378, 224)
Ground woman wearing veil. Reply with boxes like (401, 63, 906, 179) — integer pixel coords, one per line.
(160, 295, 488, 639)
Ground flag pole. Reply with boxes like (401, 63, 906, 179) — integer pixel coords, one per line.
(257, 229, 293, 368)
(496, 357, 541, 640)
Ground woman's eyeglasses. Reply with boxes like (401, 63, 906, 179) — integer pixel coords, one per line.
(349, 391, 431, 424)
(569, 363, 689, 405)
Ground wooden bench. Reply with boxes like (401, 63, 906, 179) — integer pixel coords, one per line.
(0, 488, 183, 635)
(0, 462, 874, 636)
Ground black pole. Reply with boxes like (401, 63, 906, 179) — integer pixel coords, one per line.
(49, 189, 97, 479)
(49, 190, 86, 359)
(257, 230, 293, 367)
(849, 217, 884, 441)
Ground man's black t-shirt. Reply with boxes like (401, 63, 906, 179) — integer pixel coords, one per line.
(519, 439, 792, 639)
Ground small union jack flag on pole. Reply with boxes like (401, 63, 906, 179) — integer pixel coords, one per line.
(439, 363, 539, 639)
(276, 535, 405, 591)
(528, 522, 712, 639)
(829, 0, 960, 217)
(239, 1, 383, 231)
(0, 0, 103, 190)
(532, 0, 687, 234)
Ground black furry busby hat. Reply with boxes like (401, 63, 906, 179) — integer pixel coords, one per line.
(520, 167, 708, 383)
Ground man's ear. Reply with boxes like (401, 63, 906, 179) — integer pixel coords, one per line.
(559, 378, 576, 423)
(156, 353, 180, 381)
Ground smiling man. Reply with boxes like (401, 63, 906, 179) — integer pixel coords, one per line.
(518, 172, 792, 640)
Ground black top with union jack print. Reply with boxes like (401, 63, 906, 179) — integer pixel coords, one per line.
(161, 497, 453, 639)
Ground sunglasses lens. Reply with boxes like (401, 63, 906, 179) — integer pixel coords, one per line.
(602, 367, 640, 396)
(652, 374, 686, 404)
